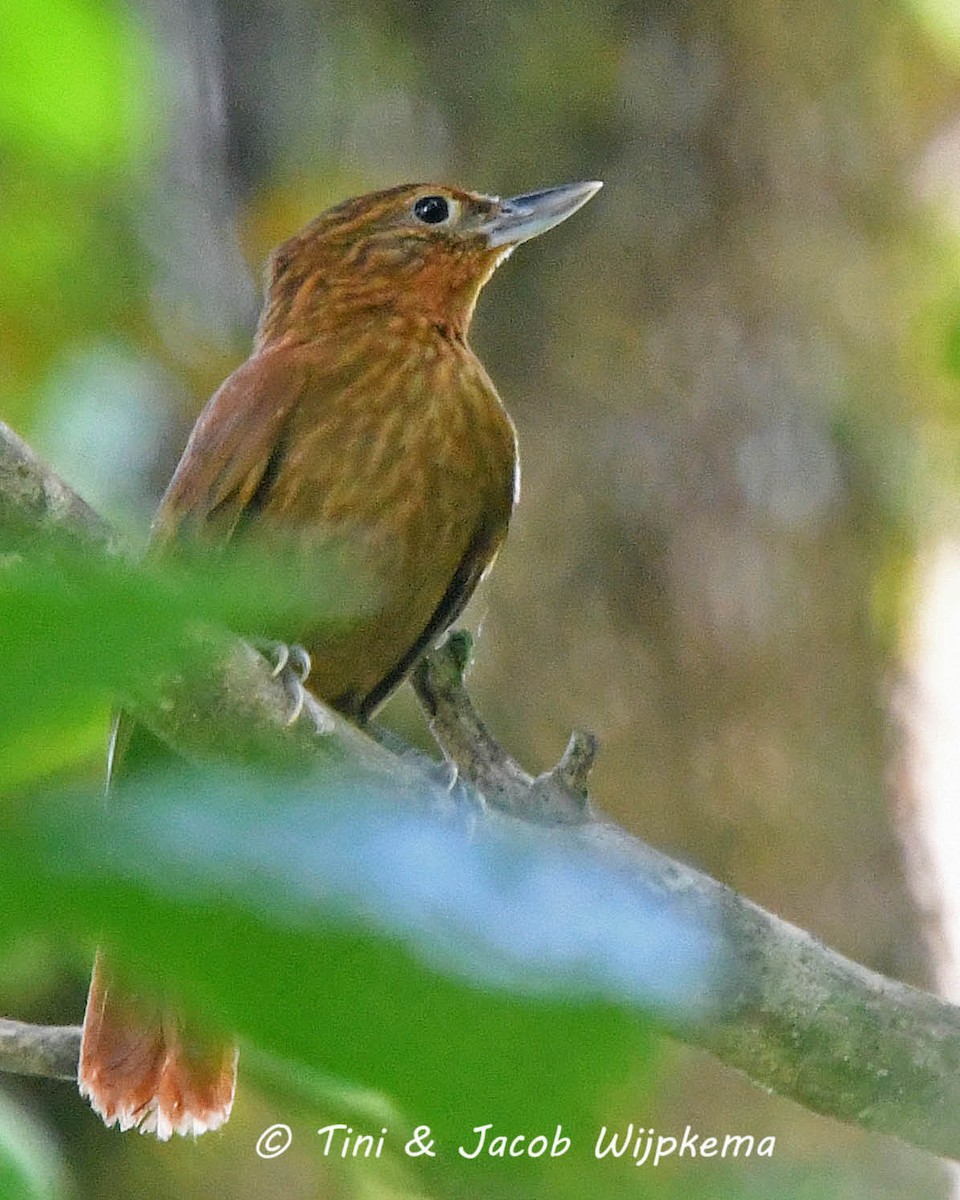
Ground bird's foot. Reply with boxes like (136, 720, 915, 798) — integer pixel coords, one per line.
(402, 751, 481, 812)
(366, 723, 467, 795)
(253, 639, 312, 726)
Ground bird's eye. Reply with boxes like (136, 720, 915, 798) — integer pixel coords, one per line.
(413, 195, 451, 225)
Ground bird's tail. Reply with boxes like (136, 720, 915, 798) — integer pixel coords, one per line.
(79, 949, 237, 1140)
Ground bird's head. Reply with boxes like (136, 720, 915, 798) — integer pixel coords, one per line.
(257, 180, 602, 345)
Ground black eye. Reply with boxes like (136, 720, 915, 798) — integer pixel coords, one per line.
(414, 195, 450, 224)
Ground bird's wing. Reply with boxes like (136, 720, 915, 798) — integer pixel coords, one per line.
(151, 350, 311, 548)
(108, 352, 313, 786)
(357, 518, 507, 720)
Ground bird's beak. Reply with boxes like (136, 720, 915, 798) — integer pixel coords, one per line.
(482, 180, 603, 248)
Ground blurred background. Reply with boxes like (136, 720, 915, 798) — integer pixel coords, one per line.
(3, 0, 960, 1195)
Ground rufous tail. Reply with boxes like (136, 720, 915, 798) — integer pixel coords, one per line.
(79, 950, 237, 1139)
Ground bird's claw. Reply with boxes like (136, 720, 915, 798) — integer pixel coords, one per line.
(410, 753, 483, 811)
(425, 758, 459, 793)
(281, 676, 307, 726)
(254, 639, 312, 683)
(252, 639, 312, 725)
(270, 642, 290, 676)
(365, 723, 466, 795)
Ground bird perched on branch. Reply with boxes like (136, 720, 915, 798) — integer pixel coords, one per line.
(78, 178, 602, 1138)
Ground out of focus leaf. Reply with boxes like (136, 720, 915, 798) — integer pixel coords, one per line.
(0, 764, 721, 1186)
(0, 0, 151, 171)
(0, 536, 371, 788)
(0, 1092, 68, 1200)
(0, 0, 157, 416)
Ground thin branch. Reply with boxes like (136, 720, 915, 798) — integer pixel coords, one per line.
(413, 630, 595, 825)
(0, 420, 116, 550)
(0, 1019, 81, 1081)
(414, 637, 960, 1161)
(2, 417, 960, 1161)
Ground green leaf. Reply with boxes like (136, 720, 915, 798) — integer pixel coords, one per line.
(1, 765, 722, 1188)
(0, 1092, 68, 1200)
(0, 0, 152, 172)
(0, 536, 370, 787)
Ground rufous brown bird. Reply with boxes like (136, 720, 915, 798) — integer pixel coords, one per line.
(78, 178, 601, 1138)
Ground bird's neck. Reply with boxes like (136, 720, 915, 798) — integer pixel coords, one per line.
(253, 295, 505, 429)
(254, 249, 504, 351)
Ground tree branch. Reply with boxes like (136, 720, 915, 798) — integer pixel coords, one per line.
(0, 420, 116, 550)
(414, 637, 960, 1160)
(2, 417, 959, 1161)
(0, 1019, 80, 1081)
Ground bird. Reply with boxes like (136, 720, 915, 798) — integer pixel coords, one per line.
(77, 178, 602, 1139)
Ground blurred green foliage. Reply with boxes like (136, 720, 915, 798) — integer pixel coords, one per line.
(0, 535, 366, 788)
(1, 770, 676, 1193)
(0, 0, 153, 425)
(0, 533, 719, 1196)
(0, 0, 150, 169)
(0, 508, 713, 1200)
(0, 1090, 67, 1200)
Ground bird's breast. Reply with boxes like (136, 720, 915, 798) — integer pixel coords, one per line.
(274, 335, 517, 709)
(289, 338, 514, 547)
